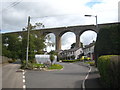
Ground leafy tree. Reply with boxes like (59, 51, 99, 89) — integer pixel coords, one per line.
(2, 22, 46, 62)
(50, 54, 55, 65)
(70, 42, 83, 49)
(2, 34, 22, 60)
(45, 34, 55, 51)
(94, 24, 120, 65)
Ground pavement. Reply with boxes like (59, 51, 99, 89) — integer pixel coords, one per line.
(2, 61, 23, 88)
(74, 62, 104, 89)
(85, 65, 104, 89)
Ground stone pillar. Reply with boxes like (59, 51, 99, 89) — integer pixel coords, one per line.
(75, 34, 81, 48)
(56, 34, 61, 51)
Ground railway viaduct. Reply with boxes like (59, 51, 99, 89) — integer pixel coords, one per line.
(7, 22, 119, 52)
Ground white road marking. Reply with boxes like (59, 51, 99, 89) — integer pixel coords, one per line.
(23, 76, 25, 79)
(22, 70, 26, 89)
(23, 79, 25, 83)
(23, 85, 26, 89)
(82, 66, 91, 90)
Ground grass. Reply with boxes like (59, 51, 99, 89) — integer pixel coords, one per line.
(32, 63, 45, 68)
(85, 61, 95, 66)
(48, 64, 63, 70)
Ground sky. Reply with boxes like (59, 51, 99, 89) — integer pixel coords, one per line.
(1, 0, 119, 51)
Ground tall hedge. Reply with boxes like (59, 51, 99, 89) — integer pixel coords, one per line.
(94, 24, 120, 64)
(97, 55, 120, 88)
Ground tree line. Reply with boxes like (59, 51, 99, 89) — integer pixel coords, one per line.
(2, 23, 50, 62)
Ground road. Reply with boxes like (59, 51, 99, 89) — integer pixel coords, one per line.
(25, 62, 89, 88)
(2, 62, 23, 88)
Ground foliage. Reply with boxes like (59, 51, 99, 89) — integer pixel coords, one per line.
(2, 34, 22, 60)
(2, 29, 46, 61)
(48, 50, 58, 55)
(50, 54, 55, 65)
(94, 24, 120, 64)
(70, 42, 83, 49)
(21, 60, 44, 69)
(45, 34, 55, 50)
(48, 64, 63, 70)
(20, 60, 63, 70)
(97, 55, 120, 88)
(32, 63, 45, 68)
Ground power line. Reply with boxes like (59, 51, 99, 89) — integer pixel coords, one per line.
(1, 0, 23, 13)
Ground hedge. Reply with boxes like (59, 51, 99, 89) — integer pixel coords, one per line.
(94, 24, 120, 65)
(97, 55, 120, 88)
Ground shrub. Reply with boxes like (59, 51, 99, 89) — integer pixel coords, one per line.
(97, 55, 120, 88)
(8, 59, 14, 63)
(50, 54, 55, 65)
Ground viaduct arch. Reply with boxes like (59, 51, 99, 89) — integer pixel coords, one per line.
(10, 22, 119, 52)
(39, 24, 98, 52)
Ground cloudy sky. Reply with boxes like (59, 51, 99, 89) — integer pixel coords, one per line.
(1, 0, 119, 51)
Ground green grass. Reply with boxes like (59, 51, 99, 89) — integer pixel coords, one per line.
(85, 61, 95, 66)
(48, 64, 63, 70)
(32, 63, 45, 68)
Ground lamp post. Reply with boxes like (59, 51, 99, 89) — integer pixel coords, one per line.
(26, 16, 31, 66)
(84, 15, 98, 29)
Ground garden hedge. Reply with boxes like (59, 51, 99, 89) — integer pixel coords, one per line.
(97, 55, 120, 88)
(94, 24, 120, 65)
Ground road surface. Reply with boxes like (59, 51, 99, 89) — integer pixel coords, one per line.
(25, 62, 89, 88)
(2, 62, 23, 88)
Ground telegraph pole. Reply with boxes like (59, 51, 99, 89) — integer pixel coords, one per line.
(26, 16, 30, 66)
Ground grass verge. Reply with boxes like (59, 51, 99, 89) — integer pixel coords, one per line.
(47, 64, 63, 70)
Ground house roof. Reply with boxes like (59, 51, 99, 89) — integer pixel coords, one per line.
(60, 47, 82, 54)
(83, 41, 95, 49)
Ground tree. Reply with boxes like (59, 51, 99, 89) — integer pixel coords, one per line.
(45, 34, 55, 51)
(71, 43, 76, 49)
(22, 22, 46, 61)
(2, 34, 22, 60)
(50, 54, 55, 65)
(70, 42, 83, 49)
(2, 22, 46, 62)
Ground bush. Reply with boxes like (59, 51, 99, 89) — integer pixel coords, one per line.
(50, 54, 55, 65)
(8, 59, 16, 63)
(97, 55, 120, 88)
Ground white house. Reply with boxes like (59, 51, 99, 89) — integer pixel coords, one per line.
(83, 41, 95, 60)
(59, 48, 83, 60)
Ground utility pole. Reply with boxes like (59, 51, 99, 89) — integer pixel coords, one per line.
(26, 16, 30, 66)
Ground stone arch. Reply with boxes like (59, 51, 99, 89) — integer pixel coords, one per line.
(59, 30, 75, 37)
(79, 29, 98, 36)
(79, 29, 98, 47)
(61, 31, 76, 50)
(44, 32, 56, 52)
